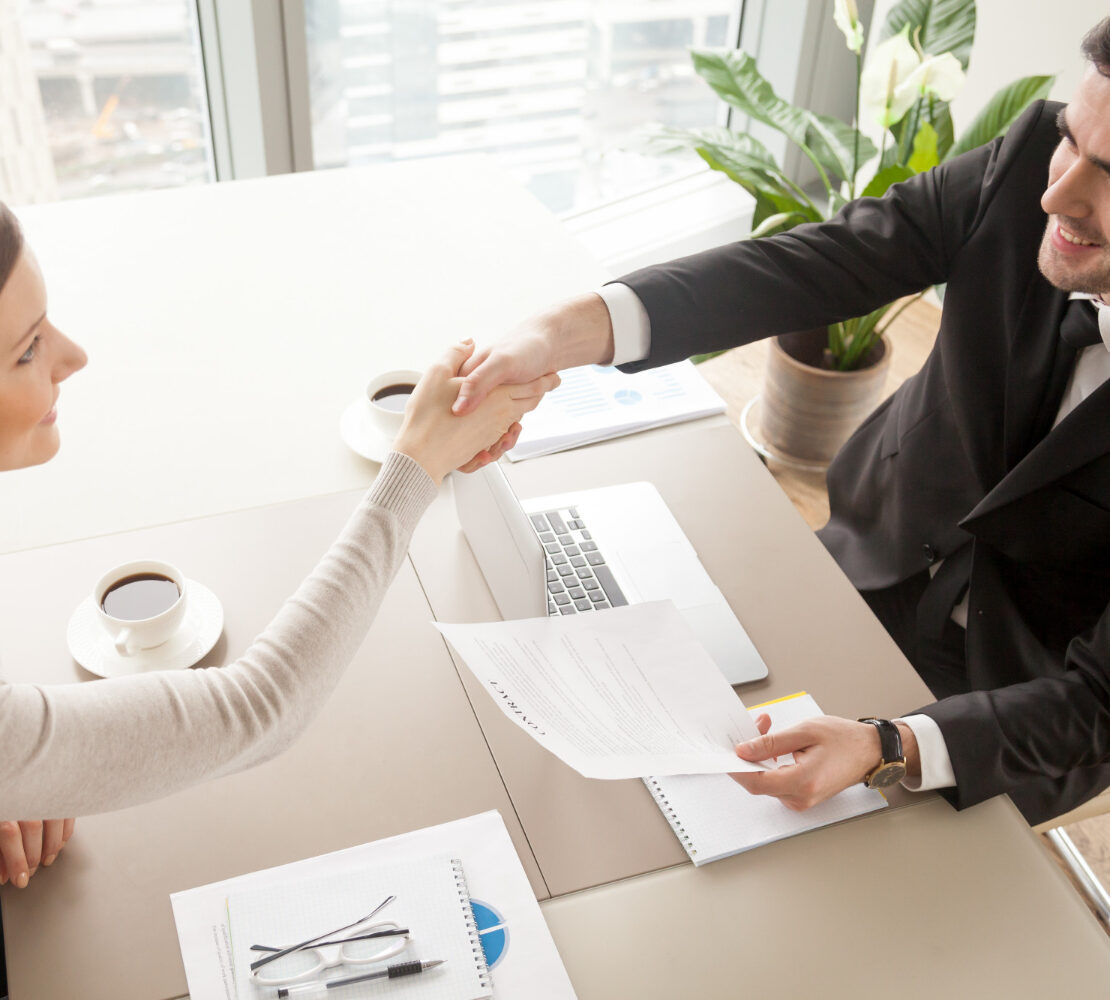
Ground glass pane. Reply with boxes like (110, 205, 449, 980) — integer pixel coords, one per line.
(3, 0, 215, 205)
(304, 0, 735, 214)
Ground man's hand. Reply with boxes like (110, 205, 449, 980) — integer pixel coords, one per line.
(729, 715, 919, 810)
(394, 341, 559, 484)
(0, 818, 76, 888)
(453, 293, 615, 417)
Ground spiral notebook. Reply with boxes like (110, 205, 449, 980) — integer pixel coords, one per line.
(227, 854, 491, 999)
(645, 692, 889, 866)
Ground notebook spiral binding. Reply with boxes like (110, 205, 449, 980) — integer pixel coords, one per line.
(643, 778, 699, 858)
(451, 858, 493, 991)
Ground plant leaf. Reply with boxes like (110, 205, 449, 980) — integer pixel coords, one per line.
(908, 120, 940, 172)
(861, 163, 914, 199)
(694, 147, 811, 218)
(881, 0, 976, 70)
(690, 48, 814, 151)
(928, 102, 955, 159)
(827, 188, 849, 215)
(749, 211, 810, 238)
(804, 112, 877, 184)
(945, 74, 1055, 160)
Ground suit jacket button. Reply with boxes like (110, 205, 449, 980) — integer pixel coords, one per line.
(923, 543, 938, 563)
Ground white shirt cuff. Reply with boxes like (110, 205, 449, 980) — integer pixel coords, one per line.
(597, 282, 651, 366)
(894, 714, 956, 791)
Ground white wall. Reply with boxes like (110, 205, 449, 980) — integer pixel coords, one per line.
(870, 0, 1108, 127)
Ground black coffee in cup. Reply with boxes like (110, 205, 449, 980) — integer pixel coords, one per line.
(370, 383, 414, 412)
(101, 573, 181, 621)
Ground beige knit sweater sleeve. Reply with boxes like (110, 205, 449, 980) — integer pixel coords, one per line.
(0, 452, 438, 819)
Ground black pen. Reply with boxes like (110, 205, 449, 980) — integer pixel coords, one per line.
(276, 959, 446, 998)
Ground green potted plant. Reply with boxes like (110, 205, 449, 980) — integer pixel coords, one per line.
(639, 0, 1053, 465)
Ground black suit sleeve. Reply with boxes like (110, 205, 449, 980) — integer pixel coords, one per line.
(917, 601, 1110, 824)
(612, 119, 1019, 372)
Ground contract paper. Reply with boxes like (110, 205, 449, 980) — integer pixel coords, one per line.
(435, 601, 768, 779)
(505, 360, 726, 461)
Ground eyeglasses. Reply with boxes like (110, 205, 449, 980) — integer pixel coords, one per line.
(249, 895, 411, 987)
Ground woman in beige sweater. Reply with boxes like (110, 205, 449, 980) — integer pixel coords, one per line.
(0, 202, 554, 889)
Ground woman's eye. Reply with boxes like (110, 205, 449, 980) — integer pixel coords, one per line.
(18, 335, 39, 364)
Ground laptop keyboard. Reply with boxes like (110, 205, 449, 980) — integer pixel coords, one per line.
(528, 506, 629, 616)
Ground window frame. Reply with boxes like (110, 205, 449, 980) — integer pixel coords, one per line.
(195, 0, 864, 269)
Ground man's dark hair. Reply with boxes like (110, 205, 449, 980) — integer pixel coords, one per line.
(1082, 16, 1110, 76)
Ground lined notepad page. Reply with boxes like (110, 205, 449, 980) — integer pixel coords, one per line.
(228, 854, 491, 999)
(645, 693, 888, 866)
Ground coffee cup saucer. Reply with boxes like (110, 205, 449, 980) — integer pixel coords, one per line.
(66, 580, 225, 679)
(339, 395, 395, 464)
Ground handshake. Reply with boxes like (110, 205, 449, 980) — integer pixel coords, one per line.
(394, 293, 615, 484)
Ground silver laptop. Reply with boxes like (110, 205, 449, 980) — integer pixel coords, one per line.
(452, 464, 768, 686)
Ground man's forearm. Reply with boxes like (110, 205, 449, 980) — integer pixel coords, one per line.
(545, 293, 615, 370)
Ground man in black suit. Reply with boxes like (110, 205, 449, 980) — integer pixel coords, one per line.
(455, 18, 1110, 826)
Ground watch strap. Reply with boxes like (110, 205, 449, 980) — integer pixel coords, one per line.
(857, 717, 903, 764)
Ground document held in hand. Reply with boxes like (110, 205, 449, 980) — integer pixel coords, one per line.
(435, 601, 773, 780)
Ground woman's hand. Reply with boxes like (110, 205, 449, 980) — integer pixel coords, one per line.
(395, 340, 559, 484)
(0, 818, 76, 888)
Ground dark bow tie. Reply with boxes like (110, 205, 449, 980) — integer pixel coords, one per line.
(1060, 297, 1105, 349)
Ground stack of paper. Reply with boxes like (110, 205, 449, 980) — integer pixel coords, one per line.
(506, 360, 725, 461)
(171, 811, 577, 1000)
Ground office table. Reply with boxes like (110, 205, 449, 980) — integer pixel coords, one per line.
(2, 162, 1109, 997)
(0, 491, 542, 1000)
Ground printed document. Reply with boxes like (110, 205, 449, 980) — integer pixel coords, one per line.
(435, 601, 768, 779)
(506, 360, 725, 461)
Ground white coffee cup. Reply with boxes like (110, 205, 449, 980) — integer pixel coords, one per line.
(94, 559, 188, 657)
(365, 369, 422, 436)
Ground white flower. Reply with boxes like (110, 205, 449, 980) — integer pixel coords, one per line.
(860, 27, 967, 129)
(898, 52, 966, 104)
(833, 0, 863, 54)
(860, 26, 920, 127)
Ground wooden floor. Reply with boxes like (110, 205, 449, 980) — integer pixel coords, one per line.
(697, 298, 1110, 927)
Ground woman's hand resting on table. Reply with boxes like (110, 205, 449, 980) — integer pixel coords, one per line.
(0, 818, 76, 888)
(395, 340, 559, 484)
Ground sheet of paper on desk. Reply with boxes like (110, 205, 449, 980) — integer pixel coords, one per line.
(171, 811, 576, 1000)
(227, 855, 490, 1000)
(505, 360, 726, 461)
(434, 601, 767, 780)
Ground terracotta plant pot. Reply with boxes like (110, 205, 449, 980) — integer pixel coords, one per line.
(758, 328, 891, 467)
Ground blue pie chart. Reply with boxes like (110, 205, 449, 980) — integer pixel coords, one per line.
(470, 900, 508, 967)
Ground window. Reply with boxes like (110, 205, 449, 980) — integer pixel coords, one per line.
(2, 0, 215, 205)
(302, 0, 738, 214)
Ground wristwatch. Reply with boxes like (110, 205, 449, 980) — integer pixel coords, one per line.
(857, 718, 907, 788)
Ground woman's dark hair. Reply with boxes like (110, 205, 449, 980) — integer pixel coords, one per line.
(1082, 17, 1110, 76)
(0, 202, 24, 296)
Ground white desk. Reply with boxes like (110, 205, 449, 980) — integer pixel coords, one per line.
(6, 156, 608, 554)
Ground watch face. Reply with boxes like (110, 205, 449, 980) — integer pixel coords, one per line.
(867, 762, 907, 789)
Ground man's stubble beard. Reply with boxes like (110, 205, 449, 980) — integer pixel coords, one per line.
(1038, 218, 1110, 295)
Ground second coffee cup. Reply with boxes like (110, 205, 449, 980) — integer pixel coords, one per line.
(365, 369, 422, 436)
